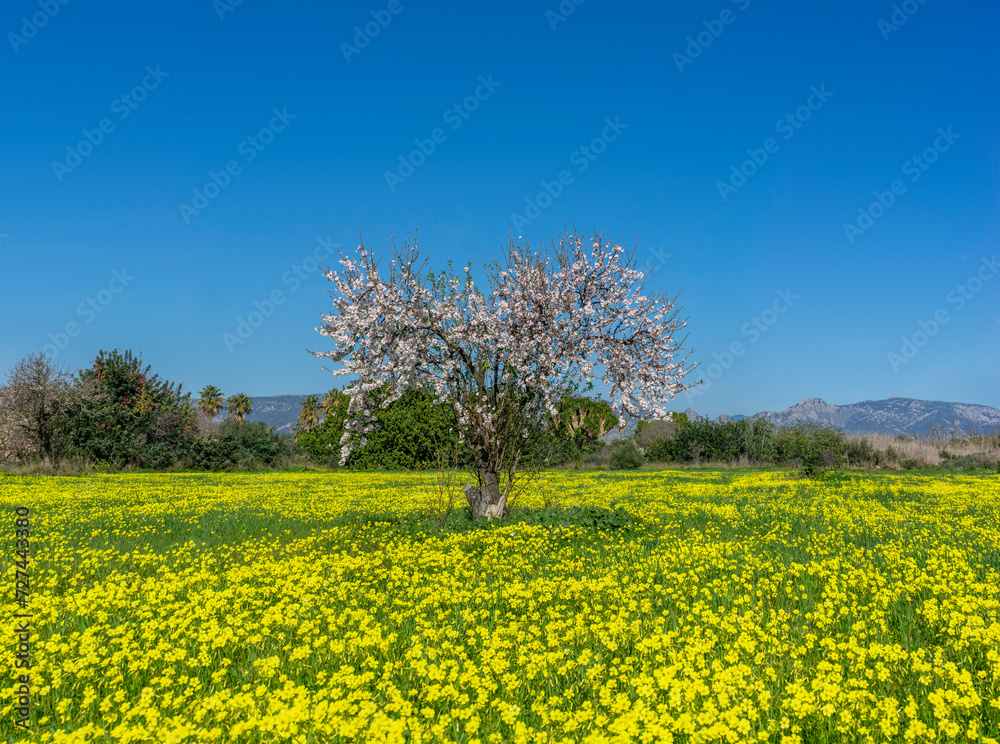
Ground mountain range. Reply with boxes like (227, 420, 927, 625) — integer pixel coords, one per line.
(242, 395, 1000, 438)
(244, 394, 312, 433)
(745, 397, 1000, 436)
(605, 397, 1000, 441)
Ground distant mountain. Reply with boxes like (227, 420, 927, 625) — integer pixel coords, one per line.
(244, 394, 318, 433)
(598, 396, 999, 441)
(748, 397, 1000, 435)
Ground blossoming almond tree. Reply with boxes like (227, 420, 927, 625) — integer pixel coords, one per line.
(314, 228, 695, 519)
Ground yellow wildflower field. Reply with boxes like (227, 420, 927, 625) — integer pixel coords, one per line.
(1, 469, 998, 743)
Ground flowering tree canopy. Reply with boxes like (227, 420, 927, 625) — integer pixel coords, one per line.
(313, 228, 695, 518)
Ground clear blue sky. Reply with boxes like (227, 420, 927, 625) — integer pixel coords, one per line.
(1, 0, 997, 417)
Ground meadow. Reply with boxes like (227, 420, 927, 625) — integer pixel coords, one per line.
(1, 469, 998, 743)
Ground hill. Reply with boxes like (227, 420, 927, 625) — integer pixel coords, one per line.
(244, 394, 318, 433)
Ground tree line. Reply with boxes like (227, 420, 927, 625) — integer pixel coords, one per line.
(0, 349, 291, 471)
(1, 347, 948, 479)
(0, 349, 620, 473)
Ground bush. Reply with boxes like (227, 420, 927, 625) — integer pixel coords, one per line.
(64, 349, 197, 468)
(634, 419, 676, 449)
(643, 415, 775, 464)
(938, 453, 998, 472)
(844, 437, 877, 467)
(775, 423, 845, 477)
(298, 386, 468, 470)
(142, 441, 181, 470)
(608, 438, 643, 470)
(183, 420, 299, 470)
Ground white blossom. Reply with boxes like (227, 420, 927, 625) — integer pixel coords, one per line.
(313, 230, 696, 467)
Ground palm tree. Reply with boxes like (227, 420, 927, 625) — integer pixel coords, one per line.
(296, 395, 321, 438)
(196, 385, 226, 418)
(226, 393, 253, 421)
(321, 388, 342, 418)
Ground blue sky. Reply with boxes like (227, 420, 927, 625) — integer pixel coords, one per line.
(1, 0, 997, 417)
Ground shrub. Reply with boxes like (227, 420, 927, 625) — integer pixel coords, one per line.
(844, 437, 877, 467)
(298, 386, 468, 470)
(608, 438, 643, 470)
(939, 453, 999, 472)
(184, 420, 299, 470)
(142, 442, 181, 470)
(635, 419, 676, 449)
(743, 418, 777, 462)
(775, 423, 845, 477)
(64, 349, 197, 468)
(643, 415, 775, 464)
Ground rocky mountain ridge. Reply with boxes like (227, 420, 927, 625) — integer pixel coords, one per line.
(746, 396, 1000, 435)
(601, 396, 999, 441)
(244, 394, 314, 432)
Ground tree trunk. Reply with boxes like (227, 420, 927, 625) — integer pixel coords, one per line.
(465, 470, 507, 520)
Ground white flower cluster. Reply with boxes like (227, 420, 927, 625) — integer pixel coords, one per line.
(314, 230, 695, 466)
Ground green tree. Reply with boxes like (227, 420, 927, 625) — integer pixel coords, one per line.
(641, 414, 776, 465)
(196, 385, 226, 417)
(226, 393, 253, 421)
(184, 419, 299, 470)
(321, 389, 341, 418)
(68, 349, 196, 466)
(775, 422, 845, 476)
(298, 389, 349, 463)
(550, 396, 618, 468)
(298, 385, 464, 470)
(609, 437, 644, 469)
(635, 417, 678, 449)
(296, 395, 321, 438)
